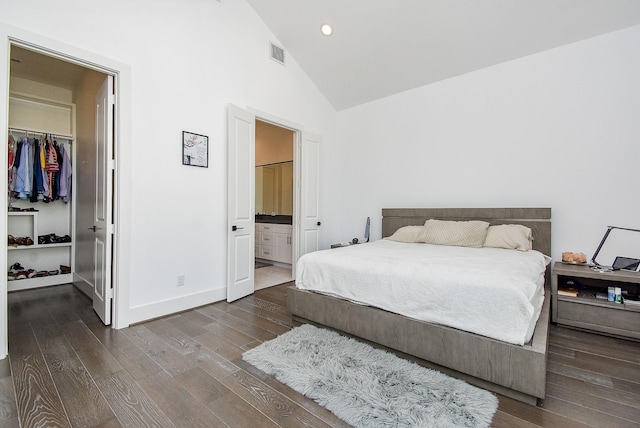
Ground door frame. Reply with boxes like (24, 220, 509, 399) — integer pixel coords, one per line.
(0, 23, 133, 358)
(249, 108, 303, 275)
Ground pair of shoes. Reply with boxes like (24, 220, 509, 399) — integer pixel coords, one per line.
(38, 234, 72, 244)
(38, 233, 55, 245)
(60, 265, 71, 274)
(48, 270, 59, 276)
(10, 262, 24, 271)
(36, 270, 48, 277)
(13, 237, 34, 246)
(8, 235, 15, 246)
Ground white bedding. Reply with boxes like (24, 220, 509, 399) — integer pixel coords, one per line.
(295, 240, 550, 345)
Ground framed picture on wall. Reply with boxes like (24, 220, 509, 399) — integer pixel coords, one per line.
(182, 131, 208, 167)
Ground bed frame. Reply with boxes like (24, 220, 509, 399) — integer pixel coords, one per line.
(288, 208, 551, 405)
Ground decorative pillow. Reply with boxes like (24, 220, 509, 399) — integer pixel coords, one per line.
(423, 220, 490, 247)
(384, 225, 426, 243)
(483, 224, 533, 251)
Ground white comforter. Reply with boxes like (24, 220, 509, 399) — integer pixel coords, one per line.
(295, 240, 550, 345)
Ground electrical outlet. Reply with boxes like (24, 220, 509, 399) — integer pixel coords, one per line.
(177, 274, 185, 287)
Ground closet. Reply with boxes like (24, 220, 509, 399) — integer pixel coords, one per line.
(7, 92, 75, 291)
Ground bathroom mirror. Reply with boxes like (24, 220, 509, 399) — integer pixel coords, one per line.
(256, 161, 293, 215)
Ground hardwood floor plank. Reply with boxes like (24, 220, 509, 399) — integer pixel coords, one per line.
(61, 320, 123, 380)
(547, 359, 614, 388)
(196, 305, 279, 341)
(95, 370, 176, 428)
(9, 324, 71, 427)
(233, 298, 293, 327)
(0, 376, 19, 424)
(143, 318, 203, 356)
(244, 295, 290, 314)
(234, 358, 351, 427)
(121, 325, 198, 376)
(164, 313, 210, 338)
(219, 369, 334, 428)
(227, 307, 292, 335)
(36, 334, 116, 427)
(546, 382, 640, 424)
(490, 411, 548, 428)
(174, 366, 231, 405)
(186, 348, 241, 380)
(549, 334, 640, 364)
(203, 321, 259, 348)
(542, 395, 640, 428)
(546, 371, 640, 410)
(194, 331, 247, 361)
(549, 349, 640, 384)
(174, 309, 218, 328)
(209, 391, 280, 428)
(137, 371, 227, 427)
(495, 395, 589, 428)
(84, 323, 165, 382)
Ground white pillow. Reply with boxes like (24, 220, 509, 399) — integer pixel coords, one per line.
(483, 224, 533, 251)
(384, 225, 426, 243)
(423, 219, 490, 247)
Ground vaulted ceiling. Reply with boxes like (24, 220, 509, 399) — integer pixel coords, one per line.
(246, 0, 640, 110)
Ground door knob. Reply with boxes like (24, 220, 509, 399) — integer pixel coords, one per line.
(232, 225, 244, 231)
(88, 225, 97, 232)
(317, 221, 321, 226)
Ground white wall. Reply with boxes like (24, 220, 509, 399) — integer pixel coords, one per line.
(332, 25, 640, 261)
(0, 0, 336, 323)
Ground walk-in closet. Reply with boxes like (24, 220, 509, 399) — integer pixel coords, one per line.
(6, 45, 114, 325)
(7, 89, 75, 290)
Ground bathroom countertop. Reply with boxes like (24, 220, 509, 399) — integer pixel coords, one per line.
(255, 215, 293, 225)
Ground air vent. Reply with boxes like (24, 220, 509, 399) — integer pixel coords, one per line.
(270, 42, 285, 65)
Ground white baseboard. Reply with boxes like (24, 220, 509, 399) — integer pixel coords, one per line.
(128, 286, 227, 325)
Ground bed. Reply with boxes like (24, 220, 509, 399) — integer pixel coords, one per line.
(287, 208, 551, 405)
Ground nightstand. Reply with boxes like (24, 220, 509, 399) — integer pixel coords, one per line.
(551, 261, 640, 340)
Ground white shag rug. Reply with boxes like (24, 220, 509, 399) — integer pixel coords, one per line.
(243, 324, 498, 428)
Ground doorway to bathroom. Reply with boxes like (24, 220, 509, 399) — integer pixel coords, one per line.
(254, 120, 294, 290)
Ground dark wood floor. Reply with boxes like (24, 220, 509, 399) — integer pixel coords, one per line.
(0, 283, 639, 427)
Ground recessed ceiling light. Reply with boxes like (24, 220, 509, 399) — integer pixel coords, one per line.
(320, 24, 333, 37)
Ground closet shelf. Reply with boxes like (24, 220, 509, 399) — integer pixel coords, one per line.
(8, 274, 73, 292)
(8, 242, 72, 251)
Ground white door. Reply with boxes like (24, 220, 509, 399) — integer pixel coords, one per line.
(297, 131, 322, 258)
(92, 76, 114, 324)
(227, 105, 255, 302)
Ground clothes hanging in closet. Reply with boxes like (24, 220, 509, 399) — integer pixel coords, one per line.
(7, 134, 71, 203)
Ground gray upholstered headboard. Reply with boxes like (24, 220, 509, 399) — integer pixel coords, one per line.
(381, 208, 551, 256)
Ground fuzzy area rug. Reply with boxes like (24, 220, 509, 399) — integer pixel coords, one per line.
(243, 324, 498, 428)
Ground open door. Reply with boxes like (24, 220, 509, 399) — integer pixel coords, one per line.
(227, 105, 255, 302)
(297, 131, 322, 258)
(91, 76, 114, 324)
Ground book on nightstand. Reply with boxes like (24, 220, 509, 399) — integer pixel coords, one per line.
(557, 287, 579, 297)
